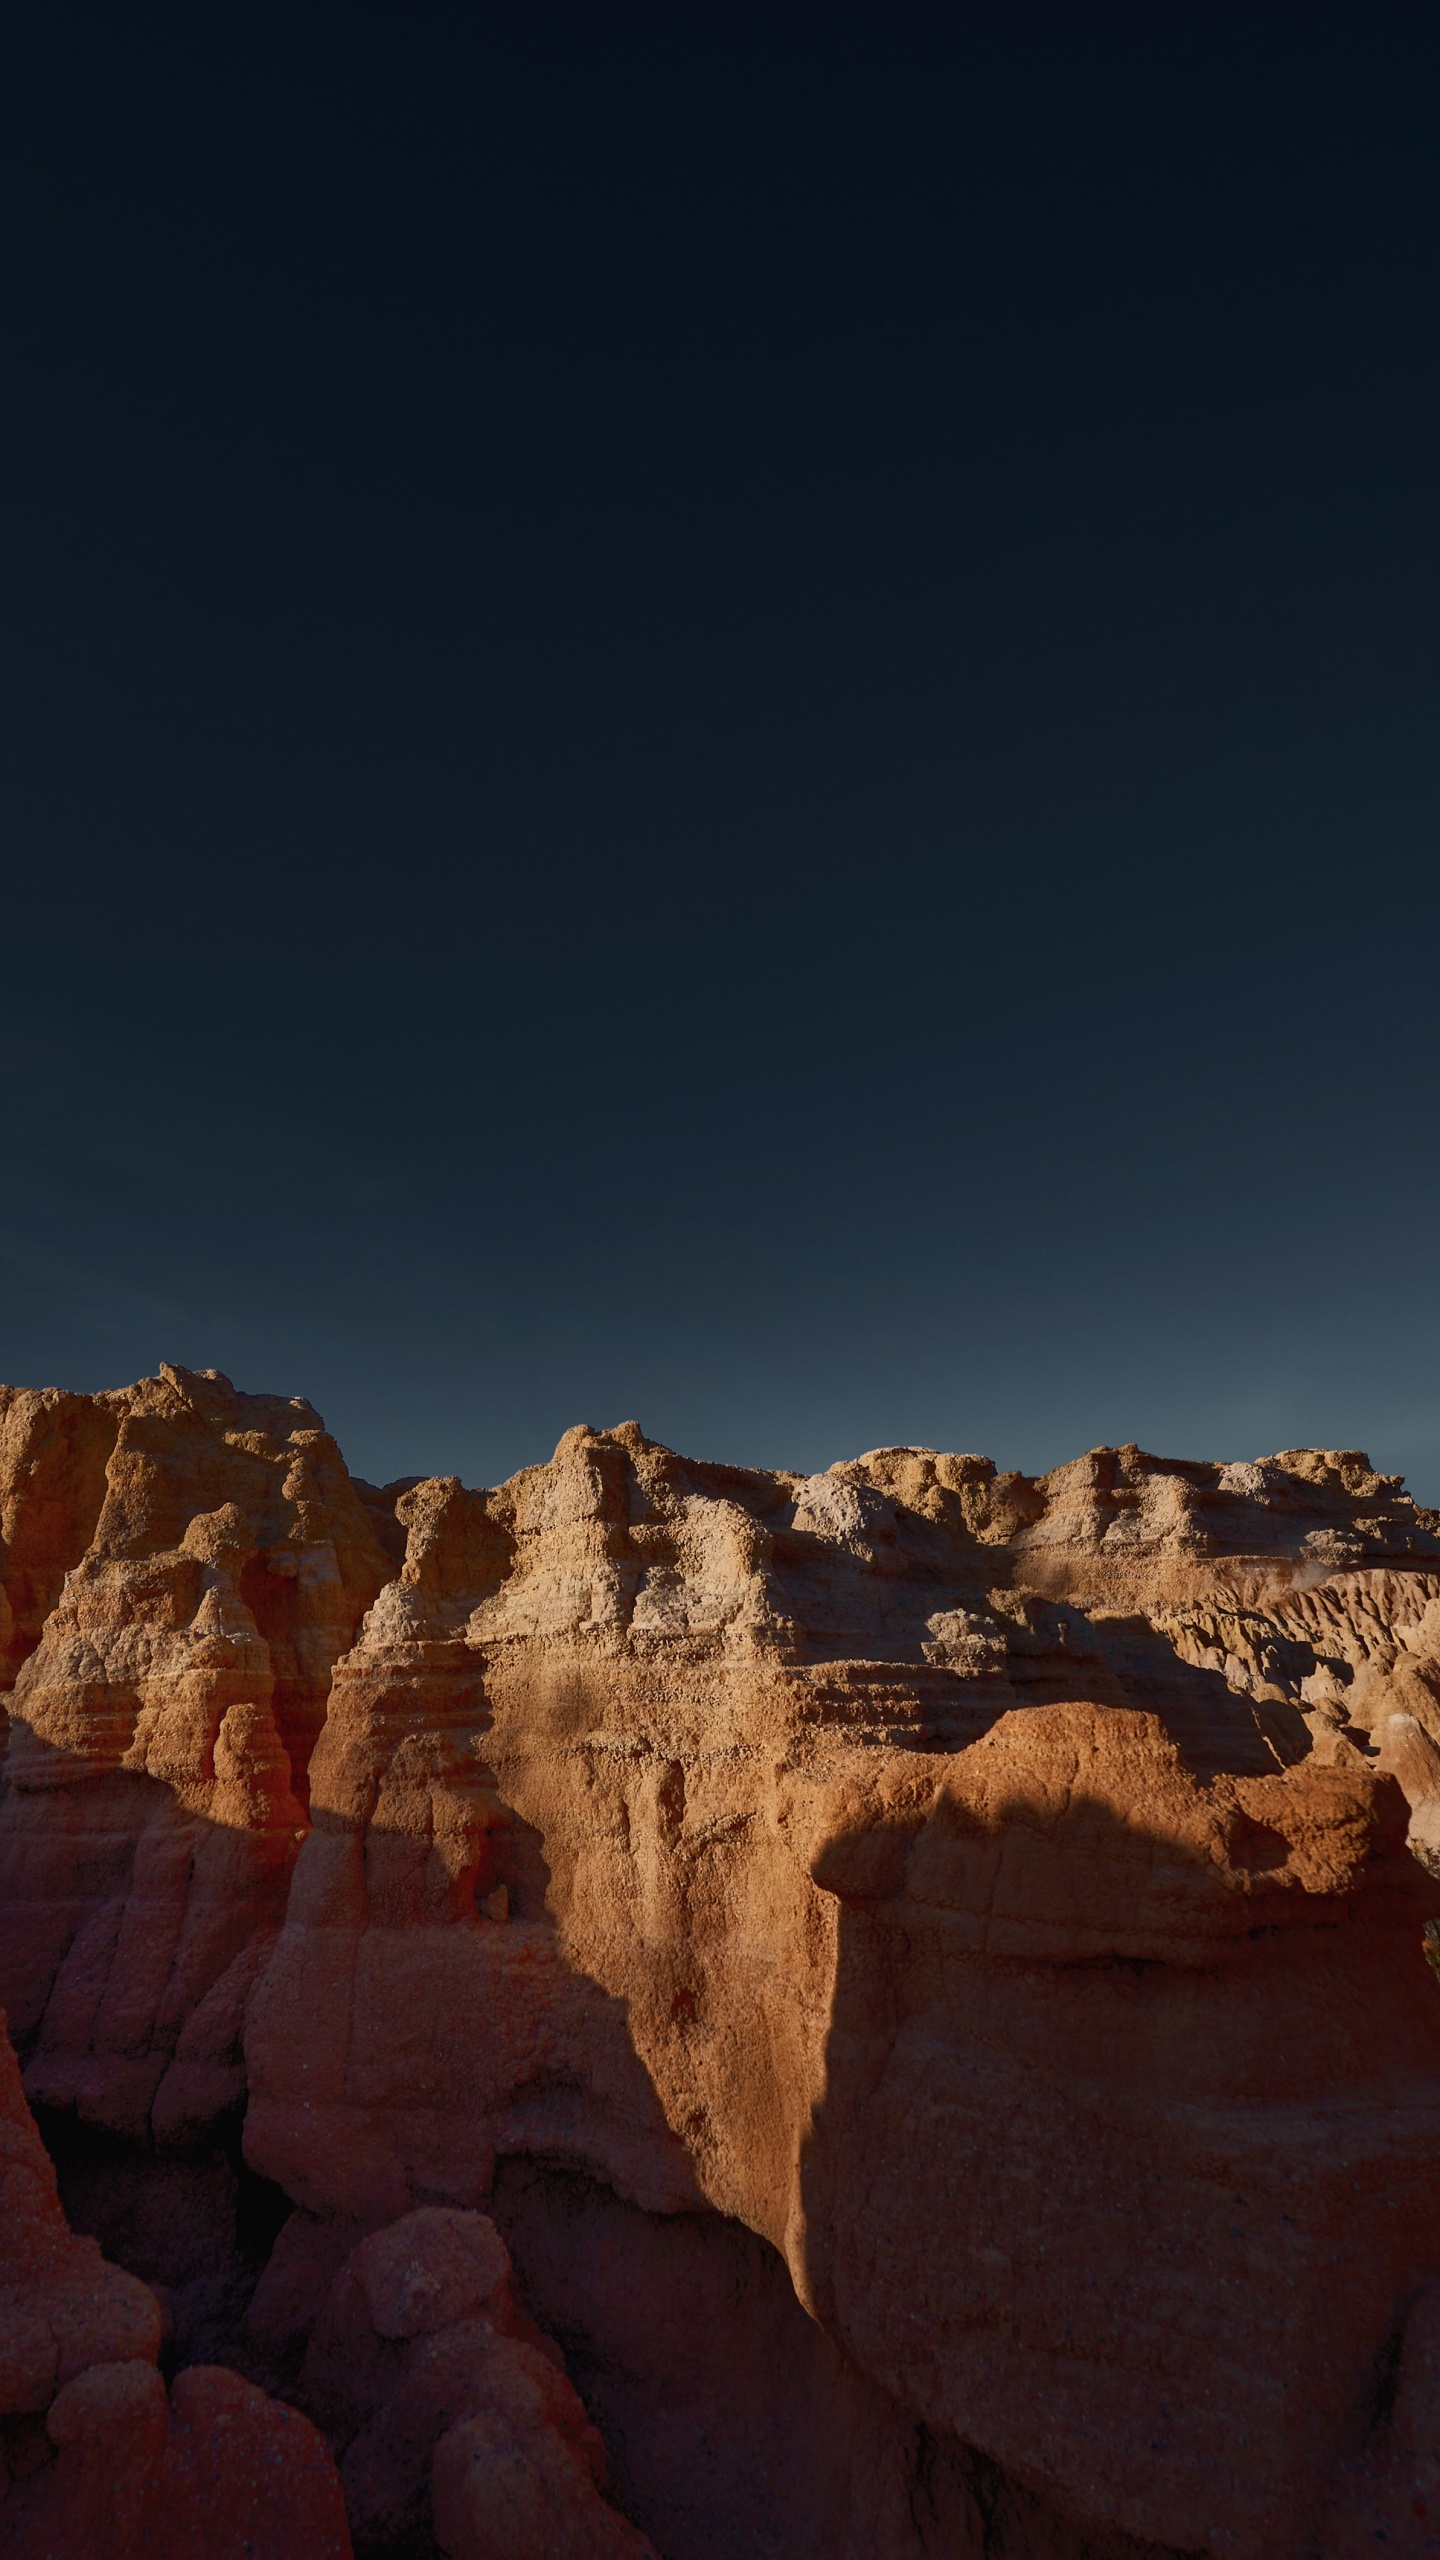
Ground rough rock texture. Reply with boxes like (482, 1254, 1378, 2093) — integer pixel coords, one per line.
(0, 1997, 350, 2556)
(0, 1386, 128, 1699)
(291, 2204, 657, 2558)
(0, 1365, 393, 2146)
(5, 1373, 1440, 2557)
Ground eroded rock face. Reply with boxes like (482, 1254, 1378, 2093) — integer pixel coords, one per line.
(0, 1365, 393, 2145)
(0, 1385, 127, 1696)
(0, 2002, 350, 2557)
(5, 1378, 1440, 2558)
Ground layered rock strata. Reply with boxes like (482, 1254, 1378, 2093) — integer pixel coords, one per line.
(3, 1370, 1440, 2556)
(0, 1367, 393, 2144)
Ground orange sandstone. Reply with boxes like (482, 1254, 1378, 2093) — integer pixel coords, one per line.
(3, 1371, 1440, 2556)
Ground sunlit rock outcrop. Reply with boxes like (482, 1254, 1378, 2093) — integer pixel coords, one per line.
(4, 1371, 1440, 2557)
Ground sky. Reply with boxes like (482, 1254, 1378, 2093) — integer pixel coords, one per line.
(3, 0, 1440, 1497)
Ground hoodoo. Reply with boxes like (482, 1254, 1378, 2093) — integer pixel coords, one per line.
(2, 1365, 1440, 2556)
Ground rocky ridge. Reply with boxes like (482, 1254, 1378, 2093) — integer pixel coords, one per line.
(3, 1366, 1440, 2556)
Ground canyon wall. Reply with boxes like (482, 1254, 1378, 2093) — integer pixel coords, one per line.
(4, 1366, 1440, 2557)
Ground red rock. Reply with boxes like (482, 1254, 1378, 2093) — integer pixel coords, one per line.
(1321, 2279, 1440, 2556)
(431, 2339, 656, 2560)
(0, 1386, 126, 1696)
(0, 1999, 351, 2557)
(0, 1366, 393, 2148)
(0, 2001, 160, 2410)
(154, 2364, 353, 2559)
(0, 2359, 353, 2558)
(241, 2205, 367, 2384)
(3, 2358, 170, 2554)
(350, 2204, 513, 2338)
(9, 1383, 1440, 2554)
(297, 2207, 654, 2557)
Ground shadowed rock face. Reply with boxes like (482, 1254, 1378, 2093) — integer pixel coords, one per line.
(4, 1370, 1440, 2559)
(0, 2003, 351, 2556)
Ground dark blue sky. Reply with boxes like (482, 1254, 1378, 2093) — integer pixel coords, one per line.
(5, 1, 1440, 1496)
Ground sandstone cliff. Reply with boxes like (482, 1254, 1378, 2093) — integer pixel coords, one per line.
(4, 1365, 1440, 2557)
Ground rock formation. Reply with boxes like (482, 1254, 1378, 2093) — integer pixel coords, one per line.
(4, 1365, 1440, 2556)
(0, 1991, 350, 2555)
(292, 2203, 656, 2558)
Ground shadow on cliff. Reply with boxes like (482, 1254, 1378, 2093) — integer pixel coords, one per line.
(793, 1766, 1440, 2560)
(18, 1705, 1423, 2560)
(0, 1719, 1009, 2560)
(493, 1781, 1236, 2559)
(0, 1722, 309, 2373)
